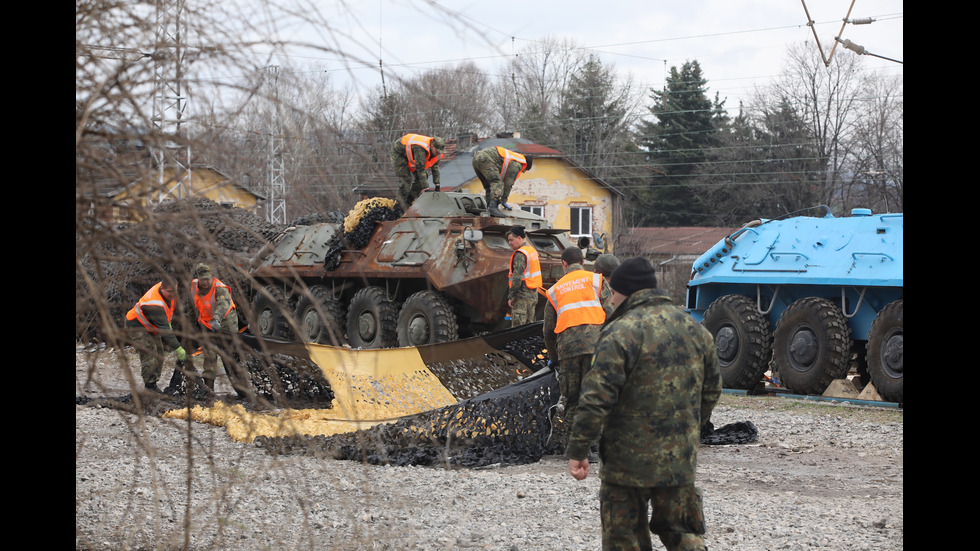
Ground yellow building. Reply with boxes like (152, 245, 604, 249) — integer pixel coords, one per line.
(441, 136, 624, 253)
(102, 165, 265, 222)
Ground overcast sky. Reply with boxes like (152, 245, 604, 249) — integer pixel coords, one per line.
(241, 0, 903, 107)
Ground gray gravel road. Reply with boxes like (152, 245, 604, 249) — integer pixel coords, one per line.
(76, 347, 903, 551)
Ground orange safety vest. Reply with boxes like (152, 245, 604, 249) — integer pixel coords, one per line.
(546, 270, 605, 333)
(401, 134, 441, 172)
(496, 146, 529, 179)
(125, 282, 175, 334)
(509, 244, 543, 289)
(191, 277, 236, 330)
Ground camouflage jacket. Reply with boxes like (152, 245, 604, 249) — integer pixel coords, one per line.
(507, 250, 536, 303)
(543, 264, 612, 361)
(565, 289, 722, 488)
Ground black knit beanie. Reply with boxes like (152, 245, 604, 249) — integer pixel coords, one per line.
(610, 256, 658, 296)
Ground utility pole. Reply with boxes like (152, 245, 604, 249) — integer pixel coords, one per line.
(150, 0, 192, 203)
(266, 66, 287, 224)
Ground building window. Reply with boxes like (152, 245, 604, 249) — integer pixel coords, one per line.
(569, 207, 592, 237)
(521, 205, 543, 217)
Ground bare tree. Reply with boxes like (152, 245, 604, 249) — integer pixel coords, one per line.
(490, 36, 590, 139)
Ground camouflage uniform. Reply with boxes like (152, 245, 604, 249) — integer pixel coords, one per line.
(472, 147, 524, 206)
(125, 293, 183, 388)
(390, 137, 442, 205)
(566, 288, 722, 551)
(190, 265, 252, 399)
(543, 263, 613, 426)
(508, 251, 538, 326)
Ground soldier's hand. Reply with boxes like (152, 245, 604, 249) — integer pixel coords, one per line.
(568, 458, 589, 481)
(211, 320, 222, 332)
(175, 347, 187, 362)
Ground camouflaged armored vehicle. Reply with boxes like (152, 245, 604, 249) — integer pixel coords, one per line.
(248, 191, 578, 349)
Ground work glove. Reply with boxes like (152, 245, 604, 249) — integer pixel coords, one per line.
(175, 346, 187, 362)
(211, 319, 222, 332)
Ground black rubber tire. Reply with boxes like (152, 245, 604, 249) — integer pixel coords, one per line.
(773, 297, 852, 396)
(346, 286, 400, 349)
(252, 285, 292, 340)
(294, 285, 347, 345)
(702, 294, 772, 390)
(397, 290, 459, 347)
(866, 300, 903, 403)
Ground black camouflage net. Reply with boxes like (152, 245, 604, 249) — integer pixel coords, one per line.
(324, 199, 403, 271)
(255, 371, 560, 468)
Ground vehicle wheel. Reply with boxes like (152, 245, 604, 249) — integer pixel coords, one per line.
(294, 285, 347, 345)
(866, 300, 903, 403)
(252, 285, 292, 340)
(773, 297, 852, 395)
(397, 290, 459, 347)
(346, 286, 400, 349)
(702, 295, 772, 390)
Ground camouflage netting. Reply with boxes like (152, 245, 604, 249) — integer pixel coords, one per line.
(324, 198, 403, 271)
(75, 198, 283, 342)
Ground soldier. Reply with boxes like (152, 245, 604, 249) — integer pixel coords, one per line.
(593, 253, 621, 311)
(124, 276, 187, 393)
(390, 133, 446, 206)
(505, 226, 542, 327)
(189, 263, 251, 399)
(543, 246, 611, 429)
(472, 145, 533, 217)
(566, 256, 723, 551)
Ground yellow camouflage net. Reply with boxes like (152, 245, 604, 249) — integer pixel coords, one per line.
(343, 197, 397, 234)
(164, 344, 459, 443)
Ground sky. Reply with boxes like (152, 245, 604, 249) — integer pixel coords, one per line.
(241, 0, 903, 108)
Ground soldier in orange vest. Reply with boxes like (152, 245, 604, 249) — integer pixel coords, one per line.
(472, 146, 533, 217)
(189, 263, 251, 399)
(124, 276, 186, 393)
(544, 246, 612, 428)
(506, 226, 543, 327)
(390, 133, 446, 206)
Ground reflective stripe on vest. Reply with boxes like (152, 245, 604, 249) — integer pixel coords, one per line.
(192, 277, 236, 330)
(509, 244, 542, 289)
(546, 271, 605, 333)
(401, 133, 441, 171)
(125, 282, 175, 334)
(495, 146, 528, 179)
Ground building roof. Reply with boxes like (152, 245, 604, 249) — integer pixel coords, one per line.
(436, 135, 622, 197)
(626, 226, 737, 256)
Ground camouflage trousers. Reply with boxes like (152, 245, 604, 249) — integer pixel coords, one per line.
(510, 288, 538, 327)
(189, 318, 253, 397)
(556, 354, 592, 426)
(599, 482, 707, 551)
(391, 147, 429, 205)
(472, 151, 512, 203)
(129, 328, 167, 386)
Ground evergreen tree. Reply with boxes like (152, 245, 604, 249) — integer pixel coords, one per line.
(552, 54, 638, 182)
(635, 60, 725, 226)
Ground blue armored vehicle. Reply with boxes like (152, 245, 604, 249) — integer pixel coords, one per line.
(685, 207, 903, 403)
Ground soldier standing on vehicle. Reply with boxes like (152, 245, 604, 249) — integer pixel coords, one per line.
(472, 146, 533, 217)
(124, 276, 187, 394)
(566, 256, 723, 551)
(506, 226, 542, 327)
(543, 246, 611, 428)
(391, 133, 446, 207)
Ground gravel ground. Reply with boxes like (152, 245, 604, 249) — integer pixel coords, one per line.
(76, 345, 903, 551)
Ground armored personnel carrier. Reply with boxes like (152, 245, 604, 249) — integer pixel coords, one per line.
(248, 191, 576, 349)
(685, 207, 903, 402)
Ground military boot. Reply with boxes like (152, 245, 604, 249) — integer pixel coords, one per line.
(487, 199, 505, 217)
